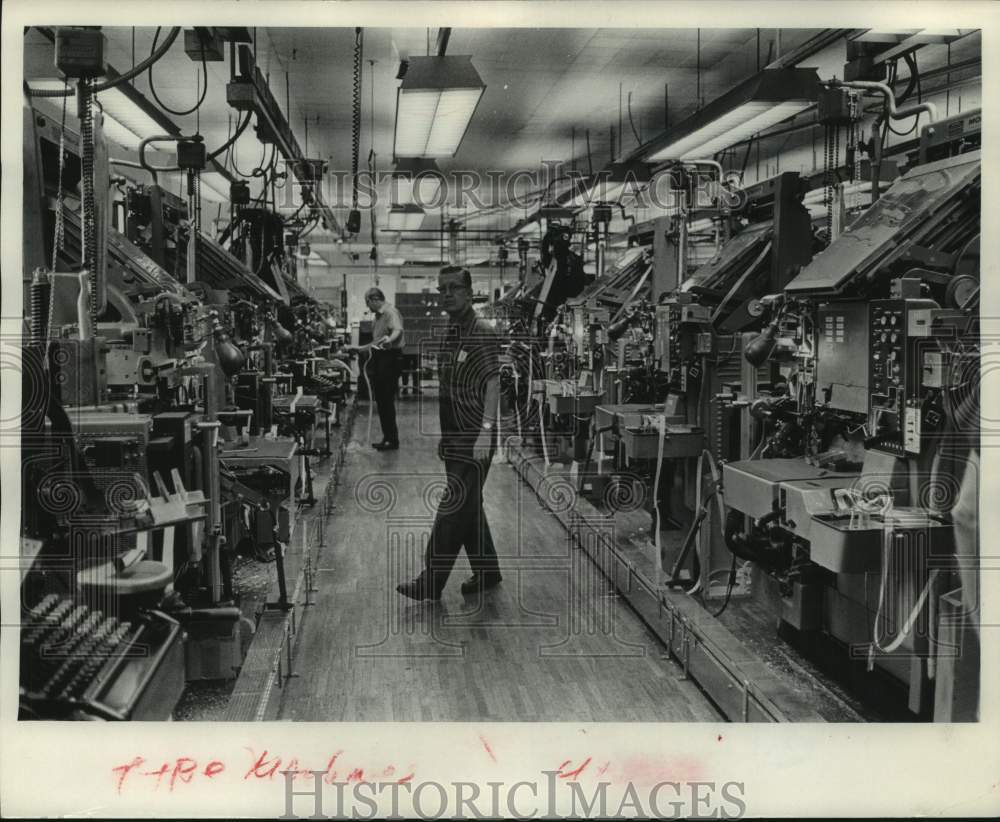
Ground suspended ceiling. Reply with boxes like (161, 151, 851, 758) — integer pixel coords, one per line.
(23, 25, 980, 266)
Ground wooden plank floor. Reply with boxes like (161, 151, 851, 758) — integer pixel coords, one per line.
(279, 393, 721, 722)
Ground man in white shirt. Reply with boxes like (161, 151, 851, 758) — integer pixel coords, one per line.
(349, 287, 405, 450)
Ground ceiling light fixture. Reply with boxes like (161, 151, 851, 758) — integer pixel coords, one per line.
(391, 158, 445, 207)
(27, 78, 164, 151)
(393, 55, 486, 159)
(642, 68, 820, 163)
(387, 204, 426, 232)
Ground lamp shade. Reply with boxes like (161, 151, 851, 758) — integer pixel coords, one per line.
(393, 56, 486, 158)
(644, 68, 820, 163)
(390, 158, 445, 206)
(387, 204, 426, 231)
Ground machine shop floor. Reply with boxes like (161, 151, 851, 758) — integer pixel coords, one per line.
(505, 448, 874, 723)
(278, 392, 722, 722)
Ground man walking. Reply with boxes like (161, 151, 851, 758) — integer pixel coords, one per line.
(397, 266, 503, 600)
(349, 287, 405, 450)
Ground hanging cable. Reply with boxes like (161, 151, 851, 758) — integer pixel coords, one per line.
(351, 27, 364, 215)
(147, 28, 209, 117)
(887, 56, 921, 137)
(229, 126, 260, 178)
(368, 59, 378, 258)
(627, 91, 641, 145)
(209, 110, 252, 161)
(78, 78, 98, 328)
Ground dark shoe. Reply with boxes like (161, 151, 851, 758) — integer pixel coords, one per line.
(396, 579, 441, 601)
(460, 572, 503, 594)
(373, 441, 400, 451)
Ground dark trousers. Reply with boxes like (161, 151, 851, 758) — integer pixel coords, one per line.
(421, 444, 500, 595)
(400, 353, 420, 389)
(371, 349, 402, 444)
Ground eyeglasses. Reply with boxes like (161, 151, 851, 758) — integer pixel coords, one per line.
(437, 284, 469, 294)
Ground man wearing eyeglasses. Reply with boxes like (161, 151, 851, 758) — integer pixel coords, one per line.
(346, 287, 405, 450)
(397, 266, 503, 600)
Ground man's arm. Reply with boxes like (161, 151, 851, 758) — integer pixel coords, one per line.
(471, 326, 502, 461)
(382, 306, 404, 346)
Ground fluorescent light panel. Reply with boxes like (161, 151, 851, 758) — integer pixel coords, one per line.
(394, 56, 486, 159)
(96, 85, 165, 146)
(27, 79, 165, 152)
(654, 101, 812, 161)
(396, 89, 483, 157)
(644, 68, 820, 163)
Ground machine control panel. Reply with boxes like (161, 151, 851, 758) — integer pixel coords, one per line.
(655, 301, 710, 389)
(868, 298, 939, 456)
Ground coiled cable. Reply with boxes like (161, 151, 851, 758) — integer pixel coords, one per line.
(79, 78, 98, 328)
(351, 27, 363, 212)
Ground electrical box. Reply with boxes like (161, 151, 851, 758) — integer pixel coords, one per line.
(226, 80, 257, 112)
(176, 141, 207, 171)
(817, 87, 856, 126)
(184, 28, 226, 62)
(867, 298, 940, 456)
(230, 180, 251, 205)
(919, 109, 982, 164)
(654, 299, 708, 387)
(55, 28, 107, 78)
(843, 39, 888, 83)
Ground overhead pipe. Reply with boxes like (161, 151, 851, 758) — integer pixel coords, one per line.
(827, 78, 938, 124)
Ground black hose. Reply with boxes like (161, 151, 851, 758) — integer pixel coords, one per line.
(888, 55, 922, 137)
(710, 554, 738, 618)
(148, 27, 208, 117)
(230, 126, 263, 178)
(208, 111, 252, 161)
(26, 27, 182, 96)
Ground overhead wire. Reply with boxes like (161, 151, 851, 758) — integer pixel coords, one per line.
(368, 58, 378, 259)
(886, 55, 922, 137)
(351, 27, 364, 219)
(209, 110, 252, 162)
(627, 91, 641, 145)
(148, 27, 209, 118)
